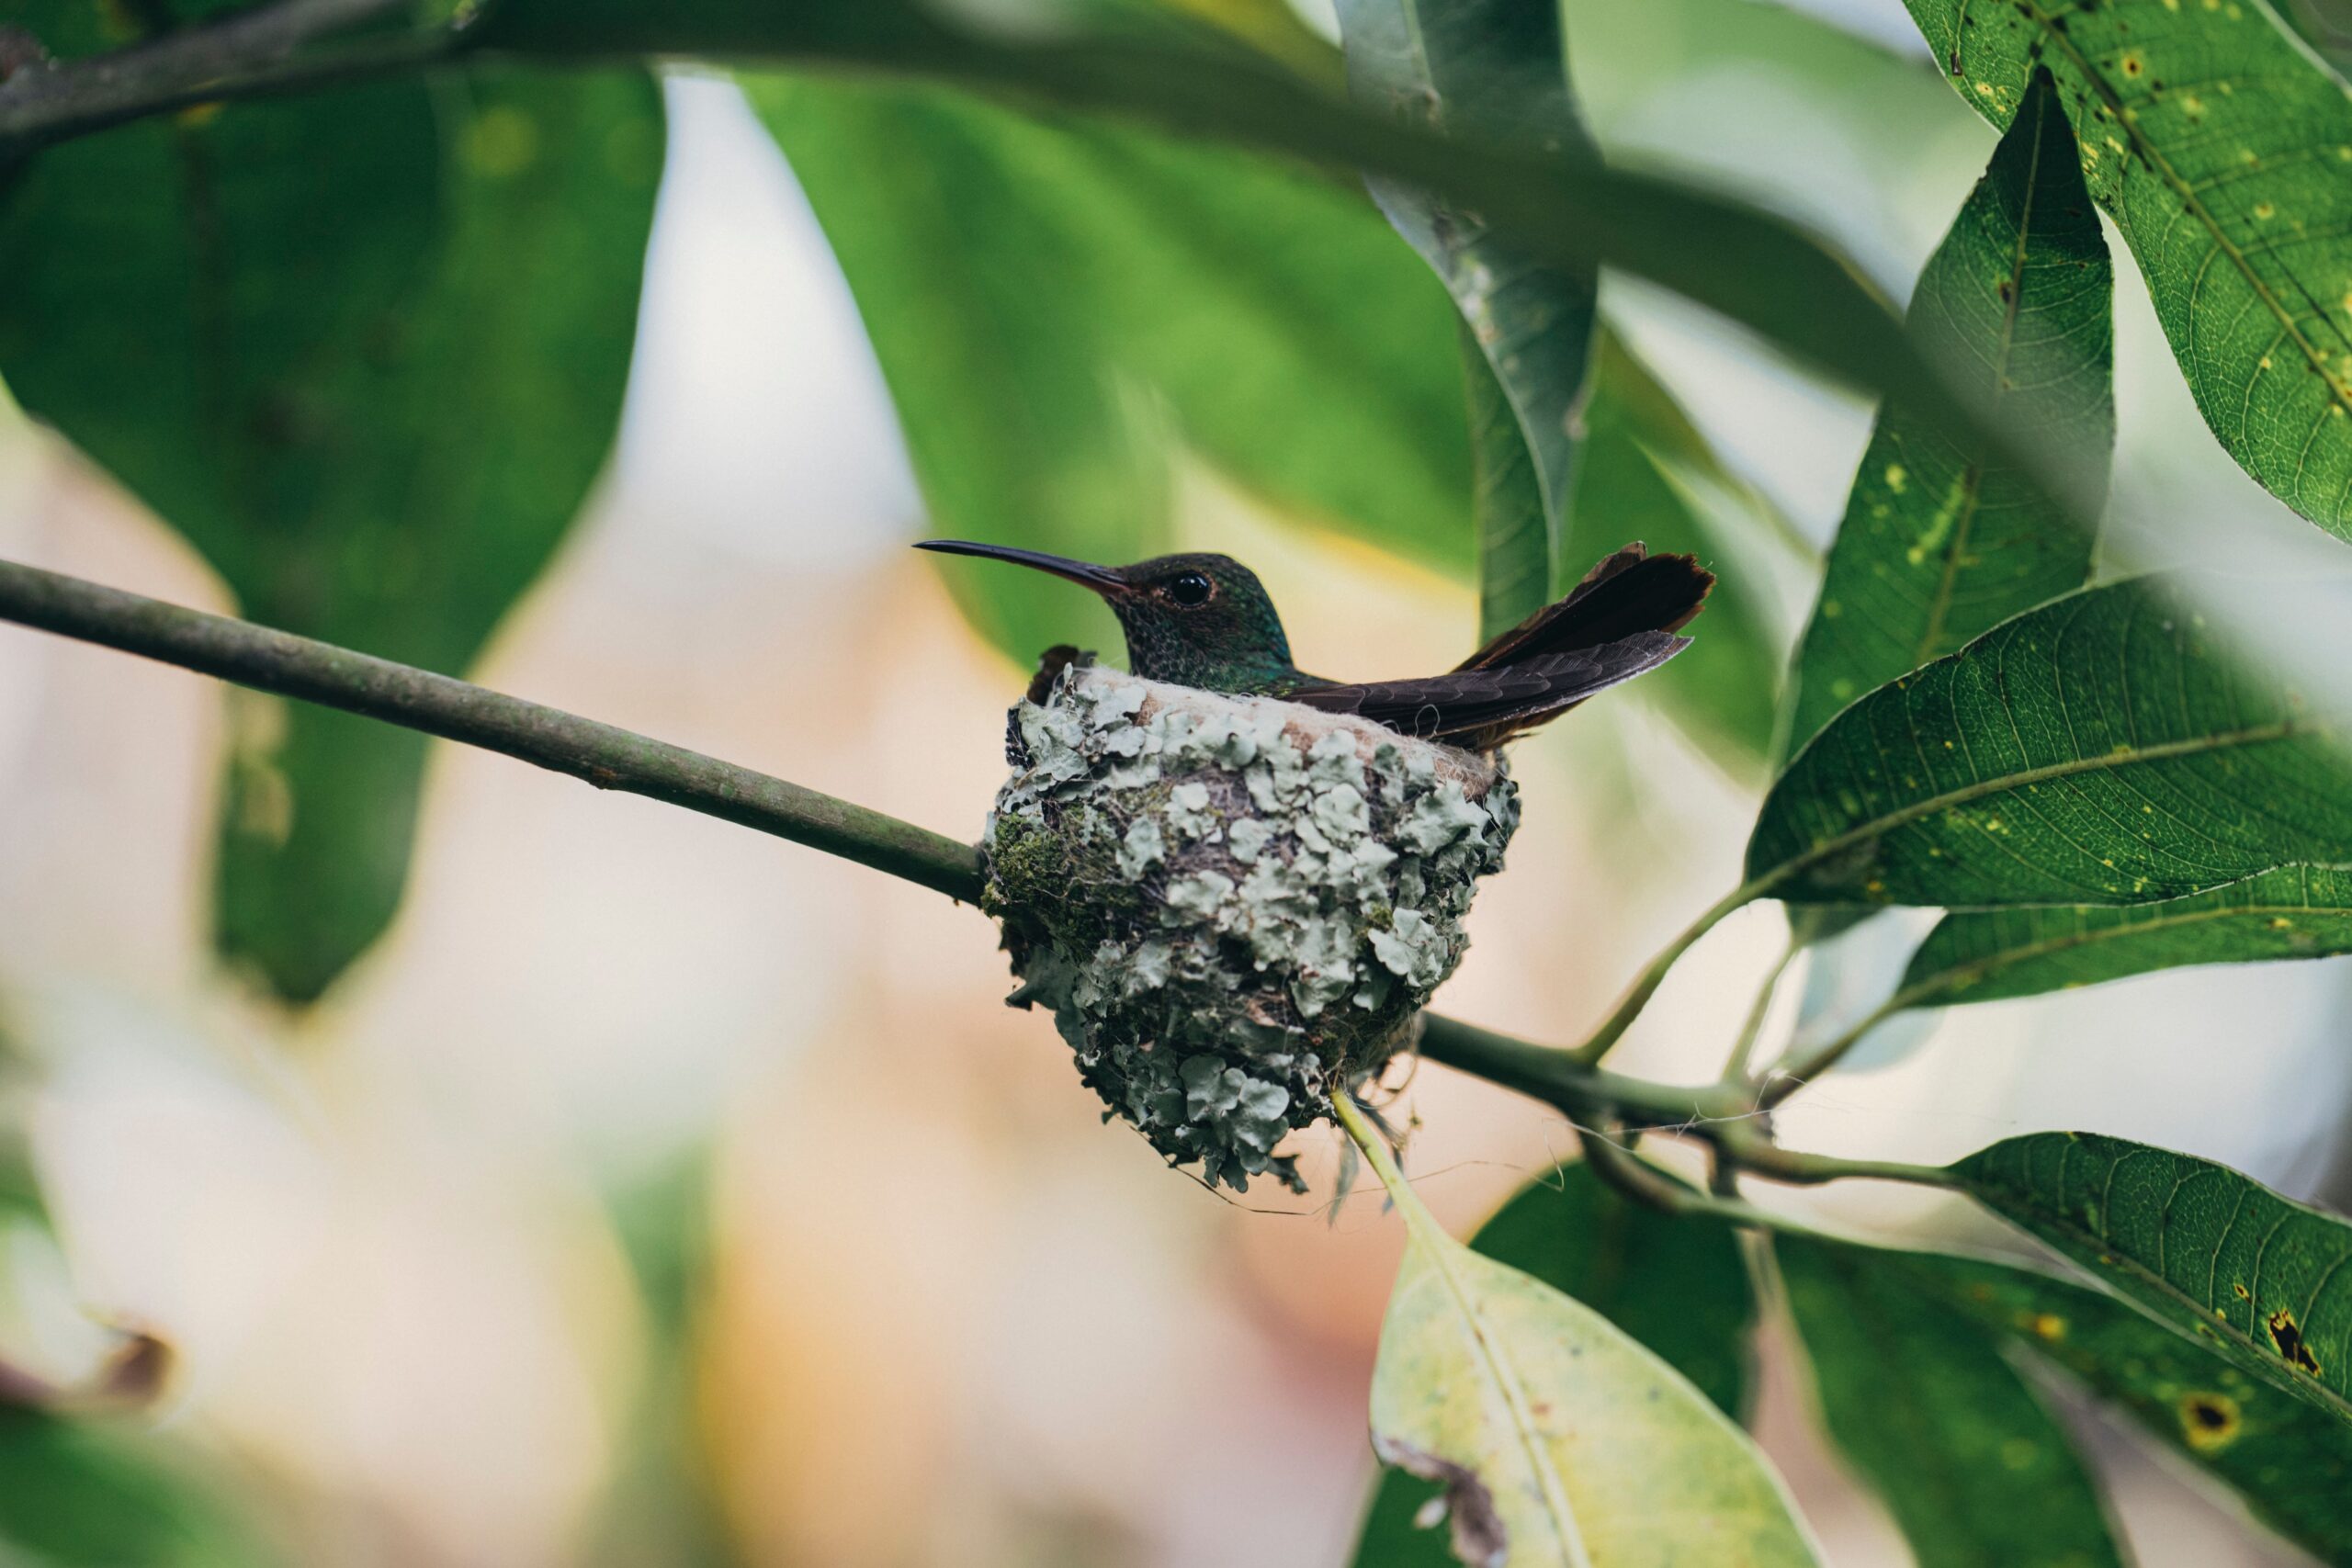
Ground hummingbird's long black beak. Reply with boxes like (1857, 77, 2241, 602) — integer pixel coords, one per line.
(913, 539, 1134, 597)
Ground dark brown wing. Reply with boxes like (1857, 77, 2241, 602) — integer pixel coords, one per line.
(1455, 544, 1714, 672)
(1289, 631, 1691, 744)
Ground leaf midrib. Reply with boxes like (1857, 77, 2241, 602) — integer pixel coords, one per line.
(1983, 1164, 2352, 1425)
(1914, 81, 2052, 666)
(2006, 0, 2352, 421)
(1903, 886, 2352, 1003)
(1759, 718, 2309, 895)
(1407, 1229, 1592, 1568)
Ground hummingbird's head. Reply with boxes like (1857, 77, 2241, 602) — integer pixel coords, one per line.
(914, 542, 1296, 691)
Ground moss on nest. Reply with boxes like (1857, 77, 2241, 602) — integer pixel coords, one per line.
(984, 658, 1519, 1191)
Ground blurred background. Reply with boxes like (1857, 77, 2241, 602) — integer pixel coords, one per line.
(2, 0, 2349, 1562)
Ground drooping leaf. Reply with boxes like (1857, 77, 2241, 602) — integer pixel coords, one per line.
(1783, 67, 2112, 757)
(0, 37, 662, 999)
(1776, 1237, 2124, 1568)
(1351, 1162, 1758, 1566)
(1896, 863, 2352, 1008)
(1462, 333, 1554, 644)
(1335, 1103, 1818, 1568)
(1566, 336, 1785, 767)
(1894, 1242, 2352, 1566)
(1336, 0, 1601, 643)
(1904, 0, 2352, 538)
(748, 73, 1167, 660)
(1747, 575, 2352, 908)
(747, 72, 1470, 662)
(1044, 118, 1471, 573)
(1956, 1133, 2352, 1423)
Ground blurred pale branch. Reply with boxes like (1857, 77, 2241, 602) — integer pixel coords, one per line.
(0, 557, 989, 903)
(0, 555, 1933, 1200)
(0, 0, 2086, 542)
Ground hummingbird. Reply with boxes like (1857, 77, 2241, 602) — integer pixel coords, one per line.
(915, 539, 1713, 750)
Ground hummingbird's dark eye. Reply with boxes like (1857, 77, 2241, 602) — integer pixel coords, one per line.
(1165, 571, 1215, 607)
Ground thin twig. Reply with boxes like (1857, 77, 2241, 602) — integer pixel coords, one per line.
(1566, 879, 1763, 1066)
(1719, 930, 1799, 1087)
(0, 557, 989, 903)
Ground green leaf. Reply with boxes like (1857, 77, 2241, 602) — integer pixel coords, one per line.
(1048, 119, 1471, 572)
(1462, 333, 1554, 643)
(1956, 1132, 2352, 1423)
(0, 1406, 274, 1568)
(1776, 1237, 2124, 1568)
(1894, 1243, 2352, 1566)
(0, 52, 662, 998)
(1336, 0, 1601, 643)
(1896, 863, 2352, 1008)
(1903, 0, 2352, 538)
(1746, 575, 2352, 908)
(1335, 1101, 1818, 1568)
(748, 72, 1471, 661)
(1566, 336, 1785, 767)
(748, 73, 1169, 661)
(1784, 67, 2112, 757)
(1351, 1162, 1758, 1567)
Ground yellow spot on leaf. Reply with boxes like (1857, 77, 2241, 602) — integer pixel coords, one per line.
(2179, 1393, 2243, 1452)
(466, 106, 542, 179)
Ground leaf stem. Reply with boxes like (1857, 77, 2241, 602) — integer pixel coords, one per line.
(1757, 995, 1908, 1111)
(1566, 879, 1762, 1066)
(1718, 931, 1798, 1087)
(0, 557, 989, 904)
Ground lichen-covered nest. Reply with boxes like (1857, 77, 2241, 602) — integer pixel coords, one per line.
(985, 658, 1519, 1192)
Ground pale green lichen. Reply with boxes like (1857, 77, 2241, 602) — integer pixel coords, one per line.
(983, 658, 1519, 1192)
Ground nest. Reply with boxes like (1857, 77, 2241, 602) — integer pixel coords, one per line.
(984, 658, 1518, 1191)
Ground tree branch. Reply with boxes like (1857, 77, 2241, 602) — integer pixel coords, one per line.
(0, 557, 989, 904)
(0, 0, 447, 153)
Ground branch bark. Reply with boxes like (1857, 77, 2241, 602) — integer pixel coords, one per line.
(0, 556, 989, 904)
(0, 555, 1951, 1197)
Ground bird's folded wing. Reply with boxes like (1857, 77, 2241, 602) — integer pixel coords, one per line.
(1287, 631, 1691, 740)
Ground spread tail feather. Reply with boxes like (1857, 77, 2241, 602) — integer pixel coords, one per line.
(1455, 544, 1713, 672)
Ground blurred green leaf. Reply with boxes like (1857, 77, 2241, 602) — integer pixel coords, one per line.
(1566, 336, 1784, 768)
(1776, 1236, 2124, 1568)
(749, 72, 1470, 662)
(1335, 0, 1600, 643)
(1352, 1161, 1757, 1566)
(1340, 1108, 1815, 1568)
(1783, 67, 2112, 758)
(0, 41, 662, 999)
(748, 74, 1168, 661)
(1957, 1133, 2352, 1423)
(1895, 1242, 2352, 1565)
(1905, 0, 2352, 538)
(0, 1406, 275, 1568)
(1746, 576, 2352, 908)
(1896, 863, 2352, 1008)
(587, 1157, 741, 1568)
(1461, 334, 1553, 645)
